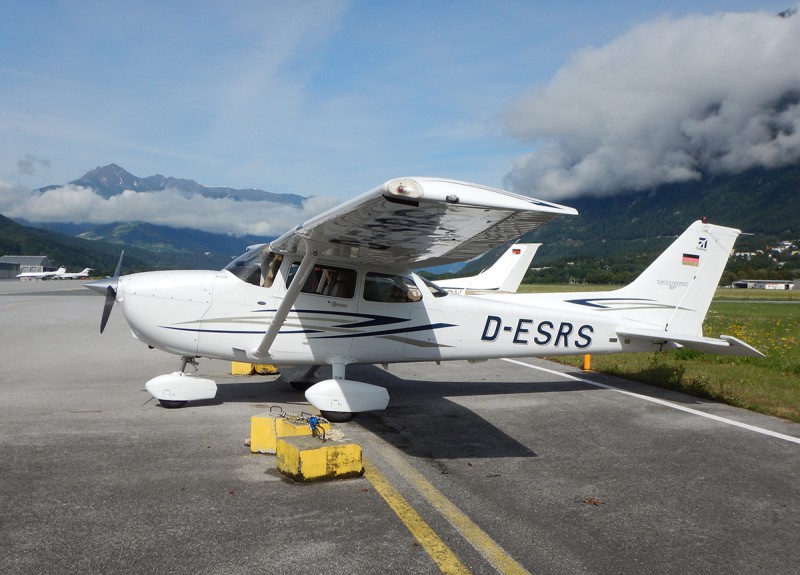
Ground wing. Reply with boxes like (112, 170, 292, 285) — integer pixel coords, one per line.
(269, 177, 576, 267)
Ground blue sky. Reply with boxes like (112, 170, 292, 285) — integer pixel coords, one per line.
(1, 1, 798, 235)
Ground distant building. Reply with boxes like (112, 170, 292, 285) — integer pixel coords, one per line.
(0, 255, 52, 279)
(732, 279, 795, 290)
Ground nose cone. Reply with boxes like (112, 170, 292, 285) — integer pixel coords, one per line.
(84, 277, 117, 295)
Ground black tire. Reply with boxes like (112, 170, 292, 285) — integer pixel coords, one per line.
(159, 399, 188, 409)
(320, 410, 355, 423)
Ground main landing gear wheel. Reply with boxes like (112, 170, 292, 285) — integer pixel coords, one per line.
(320, 410, 355, 423)
(159, 399, 188, 409)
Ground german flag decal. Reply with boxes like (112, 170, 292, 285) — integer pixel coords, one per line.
(682, 253, 700, 266)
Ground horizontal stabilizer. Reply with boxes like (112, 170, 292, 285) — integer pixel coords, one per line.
(617, 328, 764, 358)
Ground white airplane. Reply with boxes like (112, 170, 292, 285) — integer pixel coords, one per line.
(54, 267, 94, 279)
(85, 177, 762, 419)
(433, 243, 540, 294)
(17, 266, 66, 280)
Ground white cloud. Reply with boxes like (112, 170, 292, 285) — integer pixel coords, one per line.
(0, 182, 340, 237)
(503, 8, 800, 200)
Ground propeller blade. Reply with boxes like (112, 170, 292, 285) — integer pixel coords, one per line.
(100, 284, 116, 333)
(97, 250, 124, 334)
(113, 250, 125, 278)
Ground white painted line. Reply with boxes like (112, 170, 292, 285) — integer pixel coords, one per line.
(503, 358, 800, 445)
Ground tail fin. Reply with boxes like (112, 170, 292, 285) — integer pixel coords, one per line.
(610, 221, 762, 357)
(436, 243, 540, 293)
(615, 221, 738, 335)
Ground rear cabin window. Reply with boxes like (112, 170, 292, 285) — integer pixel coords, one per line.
(286, 262, 357, 299)
(363, 273, 422, 303)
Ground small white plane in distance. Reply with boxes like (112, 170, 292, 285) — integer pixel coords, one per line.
(17, 266, 66, 280)
(433, 243, 540, 294)
(86, 177, 763, 420)
(54, 267, 93, 279)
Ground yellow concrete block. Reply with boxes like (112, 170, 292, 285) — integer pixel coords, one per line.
(250, 413, 279, 453)
(232, 362, 279, 376)
(253, 363, 279, 375)
(249, 414, 332, 454)
(276, 436, 364, 482)
(231, 361, 255, 376)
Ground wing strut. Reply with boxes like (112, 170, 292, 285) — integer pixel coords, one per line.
(249, 242, 319, 361)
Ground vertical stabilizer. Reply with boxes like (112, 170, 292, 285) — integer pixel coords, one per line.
(435, 243, 540, 293)
(614, 221, 739, 336)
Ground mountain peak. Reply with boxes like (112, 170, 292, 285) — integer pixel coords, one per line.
(44, 164, 305, 206)
(71, 164, 144, 196)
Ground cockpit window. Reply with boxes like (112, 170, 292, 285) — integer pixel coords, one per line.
(363, 273, 423, 303)
(286, 262, 357, 299)
(225, 245, 283, 287)
(224, 245, 264, 285)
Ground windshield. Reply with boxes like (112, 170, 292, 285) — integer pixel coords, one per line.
(224, 244, 264, 272)
(224, 244, 265, 285)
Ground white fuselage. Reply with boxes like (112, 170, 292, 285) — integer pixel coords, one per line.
(115, 258, 661, 368)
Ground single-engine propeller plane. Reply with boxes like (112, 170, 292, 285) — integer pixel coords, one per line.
(85, 177, 762, 420)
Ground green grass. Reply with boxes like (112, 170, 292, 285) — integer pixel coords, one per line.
(529, 283, 800, 422)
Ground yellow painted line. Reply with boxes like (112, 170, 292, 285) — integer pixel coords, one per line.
(363, 460, 471, 575)
(379, 450, 532, 575)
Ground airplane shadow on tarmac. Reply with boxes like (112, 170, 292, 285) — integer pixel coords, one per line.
(201, 363, 602, 460)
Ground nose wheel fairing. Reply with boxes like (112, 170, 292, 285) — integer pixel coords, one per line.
(145, 371, 218, 407)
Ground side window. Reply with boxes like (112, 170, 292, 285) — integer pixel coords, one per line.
(363, 273, 422, 303)
(286, 262, 357, 299)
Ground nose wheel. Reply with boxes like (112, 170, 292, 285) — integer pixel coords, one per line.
(320, 410, 356, 423)
(158, 399, 188, 409)
(145, 357, 217, 409)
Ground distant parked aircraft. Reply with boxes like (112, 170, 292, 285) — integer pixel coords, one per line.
(17, 266, 93, 280)
(16, 266, 66, 280)
(434, 243, 540, 294)
(55, 268, 94, 279)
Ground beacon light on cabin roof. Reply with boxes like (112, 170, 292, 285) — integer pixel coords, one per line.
(386, 177, 423, 199)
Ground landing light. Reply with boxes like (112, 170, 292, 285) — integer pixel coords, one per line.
(387, 178, 423, 199)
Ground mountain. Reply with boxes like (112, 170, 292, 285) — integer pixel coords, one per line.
(508, 164, 800, 284)
(526, 164, 800, 260)
(5, 163, 798, 280)
(24, 220, 266, 270)
(9, 163, 304, 270)
(39, 163, 305, 206)
(0, 214, 153, 274)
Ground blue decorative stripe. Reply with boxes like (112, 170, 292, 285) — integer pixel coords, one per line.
(159, 306, 455, 339)
(566, 297, 671, 309)
(311, 322, 456, 340)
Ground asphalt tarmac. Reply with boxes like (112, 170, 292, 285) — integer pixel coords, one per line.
(1, 279, 798, 574)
